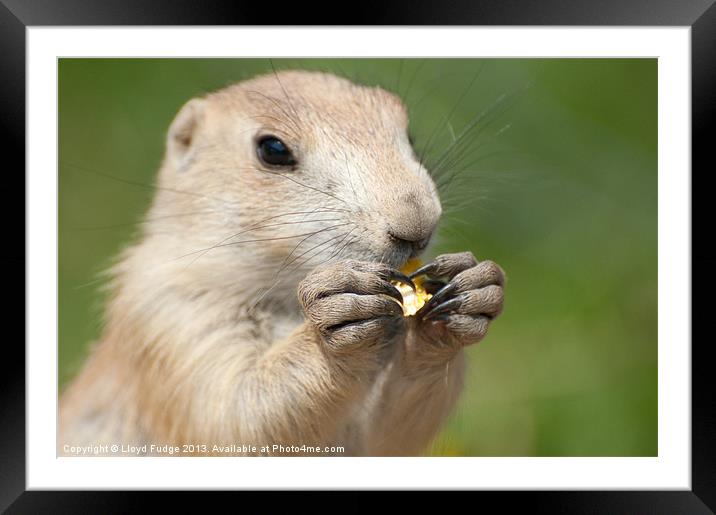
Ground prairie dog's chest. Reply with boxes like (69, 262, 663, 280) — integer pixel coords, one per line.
(272, 314, 304, 342)
(250, 308, 304, 346)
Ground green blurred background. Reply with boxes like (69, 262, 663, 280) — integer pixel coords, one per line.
(59, 58, 657, 456)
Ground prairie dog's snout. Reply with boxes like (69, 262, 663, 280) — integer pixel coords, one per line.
(386, 190, 440, 256)
(344, 144, 441, 264)
(162, 70, 442, 279)
(339, 142, 442, 264)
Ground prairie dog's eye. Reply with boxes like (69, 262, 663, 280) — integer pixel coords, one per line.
(257, 136, 297, 167)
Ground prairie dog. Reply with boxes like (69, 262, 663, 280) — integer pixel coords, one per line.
(59, 70, 505, 456)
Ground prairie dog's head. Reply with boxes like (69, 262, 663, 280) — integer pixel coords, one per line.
(149, 70, 442, 299)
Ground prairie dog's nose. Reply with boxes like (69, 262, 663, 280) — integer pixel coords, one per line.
(387, 193, 439, 254)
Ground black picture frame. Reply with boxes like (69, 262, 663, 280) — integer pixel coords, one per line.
(3, 0, 713, 511)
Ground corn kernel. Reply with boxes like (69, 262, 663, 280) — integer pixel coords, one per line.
(392, 259, 432, 317)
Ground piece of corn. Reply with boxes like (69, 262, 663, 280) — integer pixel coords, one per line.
(392, 259, 432, 317)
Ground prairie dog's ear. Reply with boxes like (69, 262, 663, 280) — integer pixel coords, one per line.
(167, 98, 206, 169)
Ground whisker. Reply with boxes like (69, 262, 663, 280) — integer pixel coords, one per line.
(260, 170, 349, 206)
(328, 226, 358, 258)
(248, 228, 352, 311)
(395, 58, 404, 96)
(402, 58, 427, 107)
(280, 229, 352, 278)
(327, 227, 359, 261)
(270, 227, 367, 310)
(196, 223, 350, 254)
(342, 149, 362, 201)
(279, 231, 354, 291)
(268, 59, 304, 130)
(61, 161, 237, 206)
(408, 68, 466, 117)
(436, 149, 507, 192)
(176, 220, 350, 268)
(428, 92, 508, 177)
(248, 114, 300, 140)
(245, 89, 302, 137)
(68, 210, 221, 232)
(418, 63, 485, 171)
(190, 147, 353, 208)
(275, 222, 353, 278)
(430, 84, 528, 180)
(218, 164, 351, 207)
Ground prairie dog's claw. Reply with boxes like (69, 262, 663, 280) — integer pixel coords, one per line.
(417, 282, 458, 316)
(380, 282, 405, 303)
(422, 297, 463, 321)
(408, 262, 437, 280)
(298, 260, 407, 352)
(421, 279, 446, 295)
(387, 269, 415, 291)
(413, 252, 504, 350)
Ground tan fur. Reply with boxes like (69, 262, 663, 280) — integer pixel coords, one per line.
(59, 71, 504, 456)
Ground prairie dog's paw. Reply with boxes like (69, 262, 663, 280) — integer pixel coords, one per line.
(412, 252, 505, 350)
(298, 260, 409, 353)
